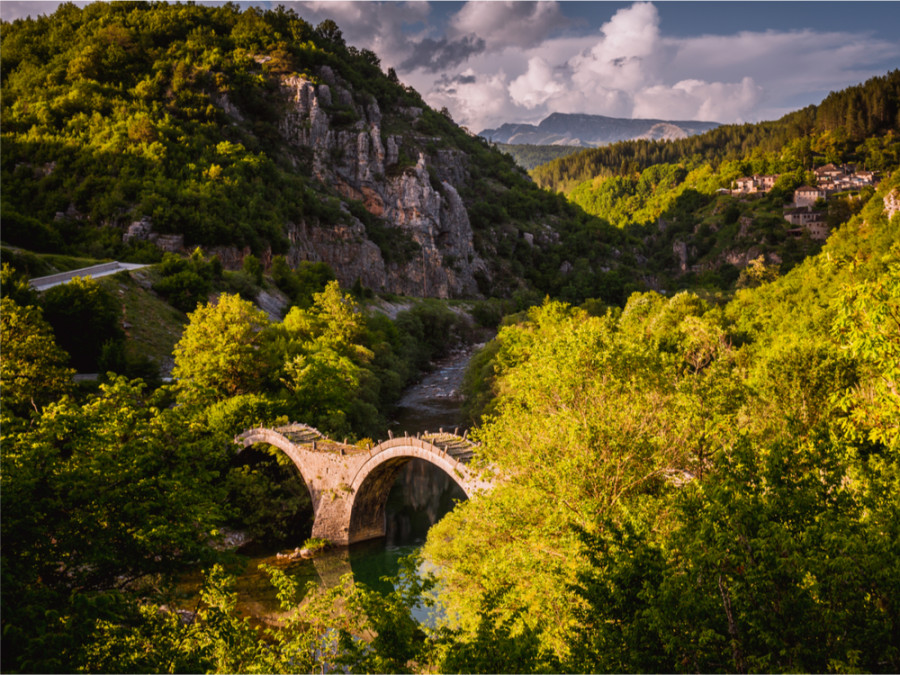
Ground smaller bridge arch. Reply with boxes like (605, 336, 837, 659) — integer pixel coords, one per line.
(236, 424, 492, 545)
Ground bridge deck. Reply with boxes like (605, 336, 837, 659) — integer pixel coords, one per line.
(420, 432, 475, 462)
(270, 424, 476, 462)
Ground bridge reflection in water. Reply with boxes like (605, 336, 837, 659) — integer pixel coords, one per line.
(194, 453, 469, 622)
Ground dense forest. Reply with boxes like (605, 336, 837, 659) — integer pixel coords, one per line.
(2, 3, 900, 674)
(494, 142, 584, 171)
(4, 169, 897, 675)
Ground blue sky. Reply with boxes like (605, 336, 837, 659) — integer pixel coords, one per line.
(4, 2, 899, 131)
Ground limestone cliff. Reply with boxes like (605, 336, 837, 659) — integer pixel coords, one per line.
(270, 68, 487, 298)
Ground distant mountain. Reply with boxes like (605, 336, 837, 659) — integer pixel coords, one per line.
(479, 113, 720, 147)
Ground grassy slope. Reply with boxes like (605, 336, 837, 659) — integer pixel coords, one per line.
(98, 269, 187, 375)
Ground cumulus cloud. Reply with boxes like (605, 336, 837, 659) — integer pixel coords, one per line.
(448, 1, 569, 51)
(508, 57, 567, 109)
(569, 2, 662, 93)
(633, 77, 765, 122)
(398, 34, 486, 73)
(428, 70, 512, 128)
(414, 1, 899, 132)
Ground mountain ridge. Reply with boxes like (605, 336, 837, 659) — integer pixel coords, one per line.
(480, 112, 720, 147)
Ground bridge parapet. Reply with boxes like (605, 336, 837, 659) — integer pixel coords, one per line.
(422, 432, 476, 462)
(269, 423, 364, 455)
(273, 423, 323, 444)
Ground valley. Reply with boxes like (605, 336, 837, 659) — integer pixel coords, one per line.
(1, 3, 899, 673)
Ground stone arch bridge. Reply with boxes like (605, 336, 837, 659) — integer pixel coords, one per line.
(236, 424, 493, 545)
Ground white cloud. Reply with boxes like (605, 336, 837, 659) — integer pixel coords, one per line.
(664, 29, 898, 97)
(428, 69, 514, 130)
(448, 1, 569, 51)
(508, 57, 567, 109)
(633, 77, 764, 122)
(569, 2, 662, 93)
(414, 1, 900, 132)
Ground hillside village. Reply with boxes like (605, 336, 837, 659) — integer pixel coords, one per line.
(730, 163, 880, 240)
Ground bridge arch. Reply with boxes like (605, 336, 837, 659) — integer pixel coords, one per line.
(346, 438, 478, 543)
(235, 427, 322, 509)
(235, 425, 492, 545)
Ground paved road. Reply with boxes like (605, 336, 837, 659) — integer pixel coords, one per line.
(29, 261, 149, 291)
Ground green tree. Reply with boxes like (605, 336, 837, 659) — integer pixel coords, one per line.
(0, 263, 38, 306)
(241, 253, 263, 285)
(570, 434, 900, 673)
(172, 293, 273, 405)
(0, 296, 75, 417)
(737, 255, 781, 288)
(40, 275, 123, 371)
(832, 258, 900, 447)
(152, 250, 219, 313)
(1, 377, 228, 672)
(277, 281, 379, 436)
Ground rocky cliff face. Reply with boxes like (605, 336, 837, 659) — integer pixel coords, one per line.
(270, 67, 487, 298)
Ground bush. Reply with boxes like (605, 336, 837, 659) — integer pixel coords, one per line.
(152, 251, 221, 312)
(242, 254, 263, 285)
(222, 270, 259, 302)
(204, 393, 290, 436)
(0, 209, 65, 253)
(470, 298, 507, 328)
(41, 276, 122, 371)
(153, 269, 211, 312)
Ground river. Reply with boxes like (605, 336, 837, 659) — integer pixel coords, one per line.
(189, 341, 484, 622)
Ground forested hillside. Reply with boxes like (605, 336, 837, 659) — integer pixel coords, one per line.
(523, 71, 900, 291)
(0, 1, 636, 302)
(433, 171, 900, 671)
(532, 70, 900, 193)
(495, 142, 583, 170)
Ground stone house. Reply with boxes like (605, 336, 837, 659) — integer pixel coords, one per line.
(793, 185, 826, 207)
(815, 163, 851, 181)
(807, 220, 829, 240)
(758, 174, 779, 191)
(811, 164, 876, 197)
(783, 206, 825, 227)
(732, 174, 779, 194)
(783, 205, 828, 240)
